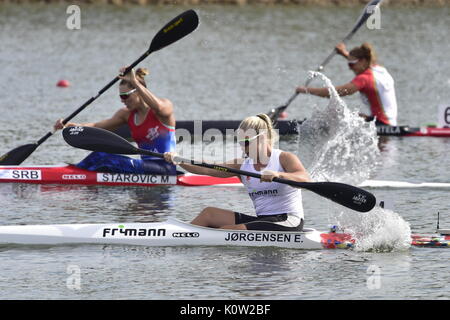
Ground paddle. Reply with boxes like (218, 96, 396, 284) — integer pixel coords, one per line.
(62, 126, 377, 213)
(267, 0, 383, 122)
(0, 10, 199, 166)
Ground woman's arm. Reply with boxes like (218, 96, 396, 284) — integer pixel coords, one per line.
(53, 108, 129, 132)
(296, 82, 359, 98)
(121, 68, 175, 126)
(261, 152, 311, 183)
(134, 81, 174, 118)
(335, 42, 350, 59)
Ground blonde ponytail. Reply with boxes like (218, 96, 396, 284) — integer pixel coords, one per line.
(238, 113, 278, 146)
(120, 67, 149, 88)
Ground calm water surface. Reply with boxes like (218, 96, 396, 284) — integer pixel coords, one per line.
(0, 3, 449, 300)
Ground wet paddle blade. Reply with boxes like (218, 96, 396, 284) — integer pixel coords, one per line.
(149, 10, 199, 53)
(62, 126, 141, 156)
(296, 181, 377, 212)
(0, 144, 38, 165)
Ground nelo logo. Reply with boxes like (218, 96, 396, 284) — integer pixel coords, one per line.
(172, 232, 200, 238)
(62, 174, 87, 180)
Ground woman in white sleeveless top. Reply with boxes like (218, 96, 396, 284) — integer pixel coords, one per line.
(164, 114, 311, 231)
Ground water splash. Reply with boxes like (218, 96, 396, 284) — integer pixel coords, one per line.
(295, 72, 411, 252)
(296, 71, 380, 185)
(331, 207, 412, 252)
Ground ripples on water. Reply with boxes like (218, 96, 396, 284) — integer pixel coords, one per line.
(0, 3, 450, 300)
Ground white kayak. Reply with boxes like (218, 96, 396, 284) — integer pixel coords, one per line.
(2, 218, 449, 249)
(0, 217, 354, 250)
(359, 180, 450, 189)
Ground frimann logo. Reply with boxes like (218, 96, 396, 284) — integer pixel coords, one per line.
(102, 225, 166, 237)
(248, 189, 278, 198)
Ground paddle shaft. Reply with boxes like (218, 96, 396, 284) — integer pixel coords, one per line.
(38, 55, 149, 146)
(62, 126, 377, 212)
(155, 150, 374, 212)
(269, 39, 347, 119)
(268, 0, 383, 121)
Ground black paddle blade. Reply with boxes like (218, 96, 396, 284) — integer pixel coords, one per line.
(303, 182, 376, 212)
(149, 9, 199, 53)
(62, 126, 140, 155)
(0, 143, 38, 165)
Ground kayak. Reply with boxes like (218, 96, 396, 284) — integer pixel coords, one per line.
(114, 122, 450, 137)
(411, 233, 450, 248)
(358, 180, 450, 189)
(0, 217, 447, 249)
(376, 125, 450, 137)
(0, 217, 353, 249)
(2, 165, 449, 189)
(0, 165, 241, 187)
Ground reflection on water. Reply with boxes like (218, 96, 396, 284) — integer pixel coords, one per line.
(1, 3, 450, 300)
(0, 184, 42, 200)
(0, 183, 176, 224)
(376, 136, 400, 173)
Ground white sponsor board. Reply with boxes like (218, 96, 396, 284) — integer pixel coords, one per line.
(0, 169, 42, 180)
(97, 173, 177, 185)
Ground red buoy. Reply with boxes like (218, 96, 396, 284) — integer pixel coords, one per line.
(57, 80, 70, 88)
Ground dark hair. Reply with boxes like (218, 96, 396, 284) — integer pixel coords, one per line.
(120, 68, 149, 88)
(349, 43, 377, 65)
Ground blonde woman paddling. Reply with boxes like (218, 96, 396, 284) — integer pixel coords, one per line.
(164, 114, 311, 231)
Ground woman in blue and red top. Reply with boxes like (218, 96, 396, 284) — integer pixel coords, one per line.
(296, 43, 398, 126)
(54, 67, 177, 175)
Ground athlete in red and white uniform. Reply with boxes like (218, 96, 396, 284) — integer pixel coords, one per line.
(54, 67, 177, 175)
(296, 42, 398, 126)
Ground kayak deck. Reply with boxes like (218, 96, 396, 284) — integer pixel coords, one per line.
(0, 218, 352, 250)
(0, 164, 241, 187)
(0, 217, 448, 249)
(3, 165, 449, 189)
(411, 233, 450, 247)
